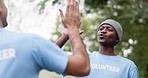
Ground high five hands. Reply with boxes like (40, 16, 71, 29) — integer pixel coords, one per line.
(59, 0, 82, 29)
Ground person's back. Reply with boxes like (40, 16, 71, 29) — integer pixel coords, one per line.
(0, 0, 90, 77)
(0, 29, 69, 78)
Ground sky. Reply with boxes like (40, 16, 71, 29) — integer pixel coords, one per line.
(2, 0, 83, 77)
(3, 0, 133, 58)
(4, 0, 60, 39)
(4, 0, 84, 40)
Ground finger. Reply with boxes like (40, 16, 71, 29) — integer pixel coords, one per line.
(67, 0, 71, 5)
(75, 0, 79, 14)
(59, 9, 64, 19)
(66, 0, 71, 12)
(78, 19, 82, 27)
(79, 30, 84, 35)
(69, 0, 74, 13)
(75, 0, 79, 2)
(73, 0, 76, 14)
(73, 0, 79, 17)
(71, 0, 74, 5)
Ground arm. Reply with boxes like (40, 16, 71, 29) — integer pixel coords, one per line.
(129, 67, 139, 78)
(55, 29, 84, 48)
(64, 28, 89, 76)
(59, 0, 90, 76)
(55, 29, 69, 48)
(55, 32, 68, 48)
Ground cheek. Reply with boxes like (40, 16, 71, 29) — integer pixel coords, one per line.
(97, 31, 100, 41)
(108, 33, 117, 41)
(97, 31, 99, 36)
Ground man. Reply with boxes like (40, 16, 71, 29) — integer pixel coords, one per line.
(56, 19, 139, 78)
(0, 0, 90, 78)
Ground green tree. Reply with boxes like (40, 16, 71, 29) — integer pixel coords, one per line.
(38, 0, 148, 77)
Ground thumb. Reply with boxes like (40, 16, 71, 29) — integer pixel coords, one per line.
(59, 9, 64, 20)
(79, 30, 84, 35)
(78, 19, 82, 27)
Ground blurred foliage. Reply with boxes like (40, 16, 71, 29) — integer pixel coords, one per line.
(38, 0, 148, 77)
(37, 0, 48, 14)
(37, 0, 63, 14)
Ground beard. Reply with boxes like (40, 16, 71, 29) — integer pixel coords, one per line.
(99, 41, 116, 47)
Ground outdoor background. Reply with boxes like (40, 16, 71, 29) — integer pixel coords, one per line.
(4, 0, 148, 78)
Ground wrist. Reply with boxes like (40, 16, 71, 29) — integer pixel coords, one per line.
(67, 27, 79, 35)
(67, 26, 79, 30)
(63, 29, 68, 35)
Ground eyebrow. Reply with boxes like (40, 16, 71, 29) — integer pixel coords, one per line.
(99, 25, 113, 29)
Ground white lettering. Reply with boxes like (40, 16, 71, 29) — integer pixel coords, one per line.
(3, 49, 9, 59)
(0, 48, 16, 61)
(91, 64, 120, 72)
(9, 48, 16, 58)
(116, 68, 120, 72)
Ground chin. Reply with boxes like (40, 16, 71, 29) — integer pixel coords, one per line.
(99, 41, 115, 46)
(98, 40, 106, 43)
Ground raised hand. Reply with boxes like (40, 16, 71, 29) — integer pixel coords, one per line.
(57, 0, 90, 76)
(59, 0, 81, 29)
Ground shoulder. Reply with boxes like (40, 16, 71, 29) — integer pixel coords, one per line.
(87, 51, 97, 55)
(87, 51, 100, 59)
(119, 56, 134, 63)
(119, 56, 137, 68)
(3, 29, 38, 42)
(5, 29, 35, 39)
(31, 34, 53, 46)
(119, 57, 139, 77)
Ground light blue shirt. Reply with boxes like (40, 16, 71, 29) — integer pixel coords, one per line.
(78, 52, 139, 78)
(0, 29, 68, 78)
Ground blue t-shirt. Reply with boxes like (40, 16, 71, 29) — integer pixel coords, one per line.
(0, 29, 68, 78)
(78, 52, 139, 78)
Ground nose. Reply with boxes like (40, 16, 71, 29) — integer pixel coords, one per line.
(100, 28, 107, 33)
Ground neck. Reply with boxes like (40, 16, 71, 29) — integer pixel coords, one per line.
(99, 45, 116, 56)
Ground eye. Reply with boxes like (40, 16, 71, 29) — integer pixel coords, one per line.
(99, 26, 104, 30)
(107, 27, 114, 31)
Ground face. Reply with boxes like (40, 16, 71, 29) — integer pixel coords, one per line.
(97, 24, 118, 46)
(0, 0, 8, 27)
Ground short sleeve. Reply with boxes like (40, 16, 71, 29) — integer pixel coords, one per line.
(32, 34, 68, 74)
(129, 65, 139, 78)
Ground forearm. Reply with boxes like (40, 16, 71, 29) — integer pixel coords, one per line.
(56, 29, 84, 48)
(60, 0, 90, 76)
(55, 33, 69, 48)
(64, 27, 90, 76)
(68, 28, 85, 55)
